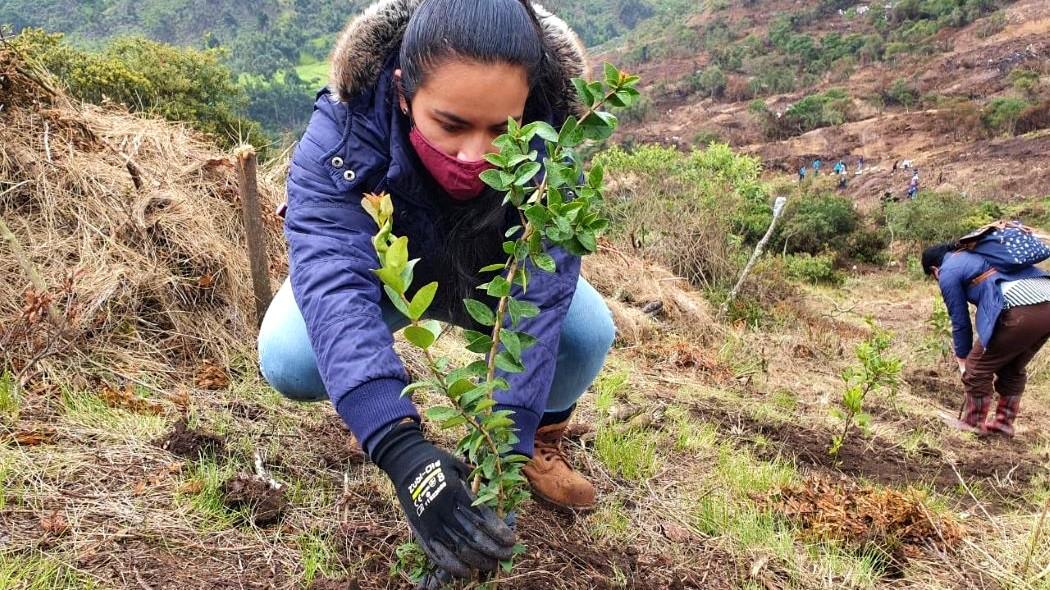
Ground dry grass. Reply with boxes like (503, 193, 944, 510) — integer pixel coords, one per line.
(0, 45, 287, 392)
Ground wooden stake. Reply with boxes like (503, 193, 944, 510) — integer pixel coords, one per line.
(234, 146, 273, 327)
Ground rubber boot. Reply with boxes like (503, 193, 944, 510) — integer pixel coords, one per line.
(985, 395, 1021, 437)
(944, 394, 992, 435)
(522, 420, 596, 511)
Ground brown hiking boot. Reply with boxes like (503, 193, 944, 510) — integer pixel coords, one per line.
(523, 420, 596, 511)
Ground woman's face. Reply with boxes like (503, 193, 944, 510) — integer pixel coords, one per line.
(398, 60, 530, 162)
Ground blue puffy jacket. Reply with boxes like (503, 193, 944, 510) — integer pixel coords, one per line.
(283, 0, 588, 456)
(937, 250, 1050, 358)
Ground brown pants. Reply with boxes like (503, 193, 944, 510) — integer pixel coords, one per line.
(963, 301, 1050, 398)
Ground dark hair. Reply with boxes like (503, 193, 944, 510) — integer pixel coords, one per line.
(921, 242, 955, 276)
(399, 0, 547, 322)
(399, 0, 545, 102)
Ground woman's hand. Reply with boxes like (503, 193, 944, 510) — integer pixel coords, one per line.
(956, 357, 967, 375)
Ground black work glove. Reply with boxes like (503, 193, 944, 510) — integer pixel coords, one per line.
(418, 512, 518, 590)
(371, 421, 516, 579)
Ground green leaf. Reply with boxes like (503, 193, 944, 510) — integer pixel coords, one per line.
(571, 78, 593, 107)
(495, 351, 525, 373)
(502, 330, 522, 361)
(514, 161, 542, 186)
(374, 266, 405, 293)
(507, 152, 535, 167)
(384, 285, 411, 317)
(425, 405, 460, 424)
(523, 204, 549, 226)
(404, 325, 436, 349)
(407, 282, 438, 321)
(531, 122, 559, 143)
(604, 62, 620, 86)
(532, 252, 556, 273)
(485, 275, 511, 298)
(578, 110, 618, 141)
(578, 231, 597, 253)
(448, 360, 488, 382)
(400, 258, 418, 292)
(508, 298, 540, 324)
(517, 331, 538, 350)
(483, 152, 507, 167)
(463, 329, 493, 354)
(449, 377, 475, 394)
(479, 262, 506, 273)
(588, 163, 604, 188)
(388, 236, 409, 269)
(558, 115, 582, 147)
(463, 298, 495, 326)
(401, 381, 433, 397)
(480, 168, 507, 190)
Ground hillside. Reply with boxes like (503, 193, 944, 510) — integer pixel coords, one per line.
(596, 0, 1050, 203)
(2, 32, 1049, 590)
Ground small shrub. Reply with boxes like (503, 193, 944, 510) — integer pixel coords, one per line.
(883, 78, 920, 109)
(974, 10, 1006, 39)
(830, 321, 902, 456)
(1014, 100, 1050, 135)
(884, 191, 995, 245)
(776, 192, 860, 255)
(845, 227, 890, 264)
(982, 97, 1031, 136)
(784, 253, 844, 285)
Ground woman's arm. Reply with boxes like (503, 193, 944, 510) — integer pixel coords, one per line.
(492, 244, 581, 456)
(938, 266, 974, 360)
(284, 101, 418, 454)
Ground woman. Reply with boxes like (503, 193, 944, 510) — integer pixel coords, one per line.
(257, 0, 614, 580)
(923, 243, 1050, 437)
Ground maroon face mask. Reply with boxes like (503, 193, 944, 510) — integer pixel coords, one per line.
(409, 127, 494, 201)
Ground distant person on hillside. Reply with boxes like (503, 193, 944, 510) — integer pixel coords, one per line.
(922, 238, 1050, 437)
(907, 173, 919, 199)
(812, 158, 822, 175)
(892, 160, 899, 174)
(855, 156, 864, 175)
(257, 0, 610, 583)
(799, 165, 807, 182)
(834, 160, 847, 188)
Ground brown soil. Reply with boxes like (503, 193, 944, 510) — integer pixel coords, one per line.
(691, 402, 1045, 509)
(220, 473, 289, 527)
(154, 418, 226, 459)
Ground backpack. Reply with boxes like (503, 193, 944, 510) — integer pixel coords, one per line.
(958, 220, 1050, 276)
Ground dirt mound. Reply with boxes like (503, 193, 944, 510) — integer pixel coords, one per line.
(220, 473, 289, 527)
(0, 46, 286, 389)
(154, 418, 226, 459)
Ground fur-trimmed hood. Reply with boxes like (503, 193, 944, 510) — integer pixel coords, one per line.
(327, 0, 589, 117)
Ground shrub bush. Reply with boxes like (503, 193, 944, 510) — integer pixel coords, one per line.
(784, 253, 844, 285)
(11, 29, 266, 150)
(776, 192, 860, 255)
(883, 191, 998, 245)
(1015, 100, 1050, 135)
(982, 97, 1031, 135)
(845, 227, 891, 264)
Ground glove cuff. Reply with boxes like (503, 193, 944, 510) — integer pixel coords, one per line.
(370, 420, 430, 479)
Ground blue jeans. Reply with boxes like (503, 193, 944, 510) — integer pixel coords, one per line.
(258, 276, 614, 414)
